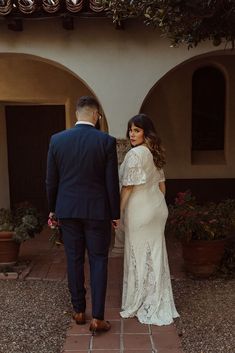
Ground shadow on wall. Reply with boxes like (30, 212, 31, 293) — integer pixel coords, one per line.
(166, 179, 235, 204)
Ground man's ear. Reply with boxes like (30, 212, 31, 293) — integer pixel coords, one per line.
(92, 110, 98, 123)
(95, 119, 100, 130)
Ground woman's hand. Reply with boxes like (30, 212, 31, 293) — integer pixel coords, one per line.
(159, 182, 166, 196)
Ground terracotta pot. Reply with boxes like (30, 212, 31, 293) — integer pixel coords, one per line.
(182, 238, 226, 278)
(0, 231, 20, 265)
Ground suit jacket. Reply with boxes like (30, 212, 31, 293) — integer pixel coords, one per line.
(46, 124, 120, 220)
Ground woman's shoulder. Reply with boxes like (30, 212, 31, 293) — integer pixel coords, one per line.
(124, 147, 138, 159)
(122, 147, 145, 169)
(126, 145, 150, 157)
(123, 148, 139, 163)
(134, 146, 153, 165)
(120, 147, 147, 185)
(123, 147, 153, 173)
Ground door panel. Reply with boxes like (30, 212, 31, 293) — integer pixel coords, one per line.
(6, 105, 65, 214)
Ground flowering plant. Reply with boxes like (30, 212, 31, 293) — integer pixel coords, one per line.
(166, 190, 235, 242)
(48, 215, 63, 246)
(0, 203, 43, 243)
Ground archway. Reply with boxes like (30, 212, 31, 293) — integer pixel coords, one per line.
(0, 53, 107, 211)
(140, 51, 235, 202)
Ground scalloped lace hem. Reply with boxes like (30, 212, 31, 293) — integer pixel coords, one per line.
(121, 242, 179, 325)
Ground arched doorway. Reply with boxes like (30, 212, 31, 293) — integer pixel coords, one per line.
(0, 53, 107, 213)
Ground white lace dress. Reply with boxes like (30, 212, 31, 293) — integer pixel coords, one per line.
(119, 145, 179, 325)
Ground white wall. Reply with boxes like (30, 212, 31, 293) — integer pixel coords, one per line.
(0, 18, 226, 137)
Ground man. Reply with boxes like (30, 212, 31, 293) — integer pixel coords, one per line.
(46, 96, 120, 333)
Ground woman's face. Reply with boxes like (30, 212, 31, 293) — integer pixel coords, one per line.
(129, 123, 145, 147)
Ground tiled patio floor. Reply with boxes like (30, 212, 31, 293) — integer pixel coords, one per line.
(19, 228, 184, 353)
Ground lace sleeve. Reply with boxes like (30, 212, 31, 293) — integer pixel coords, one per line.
(158, 168, 165, 182)
(120, 150, 146, 186)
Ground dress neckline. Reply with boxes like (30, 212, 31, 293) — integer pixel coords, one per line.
(132, 145, 150, 152)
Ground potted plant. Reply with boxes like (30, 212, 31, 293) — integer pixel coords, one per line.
(166, 191, 235, 278)
(0, 203, 43, 265)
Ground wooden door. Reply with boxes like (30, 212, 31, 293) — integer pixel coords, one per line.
(6, 105, 65, 214)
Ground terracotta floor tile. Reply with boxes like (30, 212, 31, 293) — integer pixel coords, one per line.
(92, 351, 120, 353)
(68, 320, 121, 335)
(63, 334, 91, 351)
(123, 350, 153, 353)
(107, 281, 123, 290)
(46, 263, 66, 280)
(157, 349, 183, 353)
(67, 321, 92, 335)
(123, 318, 149, 333)
(85, 310, 92, 319)
(150, 323, 177, 334)
(105, 295, 122, 308)
(105, 307, 121, 320)
(92, 333, 120, 350)
(63, 351, 88, 353)
(123, 334, 152, 350)
(85, 298, 92, 307)
(152, 332, 182, 350)
(109, 320, 121, 333)
(26, 262, 51, 280)
(106, 288, 122, 296)
(62, 351, 88, 353)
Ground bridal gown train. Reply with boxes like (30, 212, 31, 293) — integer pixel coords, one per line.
(119, 145, 179, 325)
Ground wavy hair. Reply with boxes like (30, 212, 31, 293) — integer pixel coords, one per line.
(126, 114, 166, 169)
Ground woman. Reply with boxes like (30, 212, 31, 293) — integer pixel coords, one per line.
(119, 114, 179, 325)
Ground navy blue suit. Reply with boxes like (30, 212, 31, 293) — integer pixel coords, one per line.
(46, 124, 120, 319)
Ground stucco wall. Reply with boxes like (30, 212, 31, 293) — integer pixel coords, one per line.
(141, 55, 235, 179)
(0, 18, 224, 137)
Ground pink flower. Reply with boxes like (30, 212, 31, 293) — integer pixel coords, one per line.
(175, 191, 192, 205)
(175, 197, 185, 205)
(178, 192, 187, 198)
(47, 218, 59, 229)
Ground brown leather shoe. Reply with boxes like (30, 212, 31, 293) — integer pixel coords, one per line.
(72, 312, 86, 325)
(89, 318, 111, 333)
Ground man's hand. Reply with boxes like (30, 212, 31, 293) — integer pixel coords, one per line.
(48, 212, 58, 229)
(112, 219, 120, 229)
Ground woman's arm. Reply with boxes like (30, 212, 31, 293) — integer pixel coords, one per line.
(159, 181, 166, 196)
(120, 185, 134, 214)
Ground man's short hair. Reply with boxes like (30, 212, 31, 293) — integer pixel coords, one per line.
(76, 96, 100, 111)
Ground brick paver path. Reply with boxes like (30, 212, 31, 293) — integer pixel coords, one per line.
(20, 228, 184, 353)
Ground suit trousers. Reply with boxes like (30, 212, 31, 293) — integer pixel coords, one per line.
(60, 218, 111, 320)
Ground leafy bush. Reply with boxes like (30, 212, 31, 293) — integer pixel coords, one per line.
(166, 190, 235, 241)
(0, 203, 43, 243)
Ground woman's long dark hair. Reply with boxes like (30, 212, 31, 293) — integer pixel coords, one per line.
(126, 114, 166, 169)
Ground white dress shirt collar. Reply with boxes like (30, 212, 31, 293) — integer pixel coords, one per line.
(75, 121, 95, 127)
